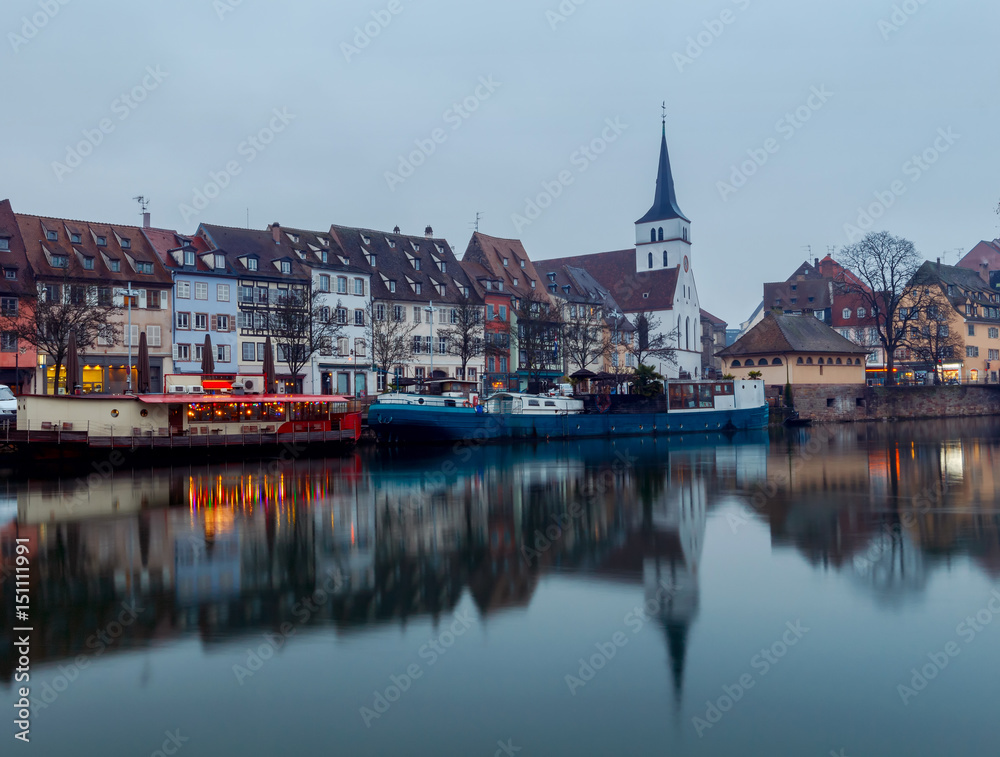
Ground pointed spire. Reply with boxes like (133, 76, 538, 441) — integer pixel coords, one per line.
(637, 113, 689, 225)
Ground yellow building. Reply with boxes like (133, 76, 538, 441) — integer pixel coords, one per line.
(717, 312, 868, 386)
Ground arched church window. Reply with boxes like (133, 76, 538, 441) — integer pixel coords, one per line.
(663, 251, 668, 267)
(772, 358, 783, 365)
(650, 229, 656, 243)
(658, 227, 664, 241)
(685, 317, 690, 351)
(648, 252, 653, 269)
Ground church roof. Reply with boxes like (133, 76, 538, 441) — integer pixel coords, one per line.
(540, 248, 679, 313)
(636, 123, 689, 225)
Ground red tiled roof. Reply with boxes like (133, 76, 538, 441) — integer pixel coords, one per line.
(462, 232, 551, 303)
(957, 240, 1000, 273)
(0, 199, 33, 297)
(699, 308, 726, 327)
(540, 248, 678, 312)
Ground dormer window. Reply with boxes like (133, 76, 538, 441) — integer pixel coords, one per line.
(83, 257, 94, 270)
(497, 281, 504, 292)
(136, 261, 153, 274)
(215, 255, 225, 270)
(513, 278, 518, 286)
(247, 258, 258, 272)
(0, 238, 8, 251)
(109, 260, 120, 272)
(461, 286, 469, 297)
(547, 273, 556, 282)
(319, 237, 329, 247)
(321, 251, 329, 263)
(438, 260, 446, 273)
(121, 238, 131, 249)
(51, 254, 68, 268)
(70, 233, 81, 244)
(530, 280, 535, 289)
(389, 280, 396, 293)
(46, 230, 57, 241)
(503, 258, 509, 267)
(548, 285, 556, 293)
(413, 258, 421, 271)
(184, 250, 195, 266)
(96, 236, 107, 247)
(485, 280, 492, 291)
(414, 282, 422, 295)
(281, 261, 291, 274)
(368, 254, 376, 267)
(520, 260, 525, 269)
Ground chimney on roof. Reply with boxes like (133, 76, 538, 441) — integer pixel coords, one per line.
(937, 257, 941, 271)
(143, 212, 150, 229)
(425, 226, 433, 239)
(980, 261, 990, 284)
(814, 257, 819, 268)
(271, 222, 281, 245)
(393, 225, 401, 234)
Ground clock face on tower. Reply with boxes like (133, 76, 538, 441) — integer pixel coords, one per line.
(683, 255, 689, 272)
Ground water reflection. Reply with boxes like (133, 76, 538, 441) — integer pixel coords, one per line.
(2, 419, 1000, 718)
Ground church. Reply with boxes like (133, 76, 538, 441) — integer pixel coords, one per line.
(543, 118, 704, 379)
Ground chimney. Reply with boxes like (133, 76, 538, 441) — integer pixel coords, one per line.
(936, 257, 941, 272)
(980, 261, 990, 284)
(271, 222, 281, 245)
(814, 257, 819, 269)
(425, 225, 433, 239)
(393, 225, 400, 234)
(143, 212, 150, 229)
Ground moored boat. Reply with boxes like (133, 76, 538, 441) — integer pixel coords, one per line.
(369, 379, 768, 443)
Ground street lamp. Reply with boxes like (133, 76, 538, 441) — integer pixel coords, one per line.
(114, 284, 139, 394)
(424, 301, 438, 378)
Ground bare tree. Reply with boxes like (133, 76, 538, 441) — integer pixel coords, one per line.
(0, 275, 118, 394)
(838, 231, 927, 386)
(560, 302, 611, 374)
(440, 291, 484, 380)
(901, 277, 963, 384)
(513, 291, 563, 390)
(624, 310, 680, 369)
(366, 301, 416, 390)
(268, 286, 345, 391)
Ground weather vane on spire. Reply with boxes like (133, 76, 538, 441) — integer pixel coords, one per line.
(661, 101, 667, 125)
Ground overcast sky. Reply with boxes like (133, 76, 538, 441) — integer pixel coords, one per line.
(4, 0, 997, 325)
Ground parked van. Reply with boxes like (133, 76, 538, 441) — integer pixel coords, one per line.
(0, 384, 16, 421)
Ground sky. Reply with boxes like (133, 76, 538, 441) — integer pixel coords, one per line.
(3, 0, 998, 326)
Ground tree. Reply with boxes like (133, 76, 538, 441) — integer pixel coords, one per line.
(512, 291, 563, 390)
(440, 291, 484, 381)
(268, 286, 345, 391)
(838, 231, 928, 386)
(0, 275, 118, 394)
(629, 363, 665, 397)
(366, 300, 416, 391)
(624, 311, 680, 370)
(900, 282, 962, 384)
(561, 302, 611, 374)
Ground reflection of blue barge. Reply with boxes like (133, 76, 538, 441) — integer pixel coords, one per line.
(369, 379, 768, 443)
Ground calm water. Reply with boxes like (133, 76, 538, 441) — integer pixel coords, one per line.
(2, 420, 1000, 756)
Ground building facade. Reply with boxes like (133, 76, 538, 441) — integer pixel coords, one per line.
(0, 200, 37, 390)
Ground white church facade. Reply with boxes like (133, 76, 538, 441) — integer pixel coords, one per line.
(543, 120, 704, 379)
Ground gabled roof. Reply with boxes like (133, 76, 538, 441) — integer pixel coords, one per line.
(957, 240, 1000, 273)
(274, 224, 369, 276)
(699, 308, 726, 327)
(197, 223, 311, 282)
(764, 278, 833, 311)
(541, 249, 679, 313)
(635, 123, 689, 224)
(462, 232, 550, 302)
(16, 211, 172, 286)
(718, 313, 868, 357)
(142, 227, 219, 274)
(0, 199, 33, 296)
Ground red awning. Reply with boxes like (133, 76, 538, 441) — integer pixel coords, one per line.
(137, 394, 351, 404)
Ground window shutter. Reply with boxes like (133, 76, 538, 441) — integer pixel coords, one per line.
(211, 315, 218, 332)
(172, 343, 179, 360)
(139, 290, 147, 309)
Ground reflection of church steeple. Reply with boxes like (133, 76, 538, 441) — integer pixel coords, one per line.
(664, 620, 689, 705)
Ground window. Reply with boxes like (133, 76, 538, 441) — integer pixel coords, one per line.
(439, 261, 447, 273)
(176, 344, 190, 361)
(389, 280, 396, 293)
(247, 258, 258, 271)
(256, 287, 268, 304)
(98, 287, 112, 306)
(969, 324, 977, 337)
(183, 250, 195, 266)
(375, 303, 385, 321)
(354, 339, 366, 358)
(332, 276, 347, 295)
(193, 313, 207, 330)
(414, 283, 422, 295)
(0, 238, 8, 251)
(109, 260, 120, 272)
(146, 325, 161, 347)
(69, 233, 81, 244)
(989, 349, 1000, 361)
(990, 327, 999, 339)
(487, 304, 494, 320)
(337, 337, 349, 357)
(413, 306, 422, 323)
(438, 309, 447, 324)
(967, 346, 980, 358)
(354, 278, 365, 296)
(451, 308, 458, 324)
(216, 284, 229, 302)
(79, 256, 94, 270)
(281, 261, 291, 274)
(438, 336, 447, 355)
(393, 305, 404, 322)
(513, 278, 518, 286)
(242, 343, 256, 361)
(857, 307, 866, 318)
(195, 282, 208, 300)
(412, 335, 423, 354)
(0, 298, 16, 316)
(217, 344, 231, 363)
(4, 269, 15, 280)
(121, 238, 131, 249)
(51, 255, 68, 268)
(136, 261, 154, 274)
(147, 290, 161, 309)
(499, 305, 507, 320)
(95, 236, 106, 246)
(215, 255, 225, 270)
(648, 252, 653, 269)
(319, 275, 330, 292)
(176, 312, 190, 329)
(97, 324, 115, 346)
(336, 307, 348, 325)
(1, 332, 16, 352)
(256, 343, 268, 361)
(217, 315, 229, 331)
(843, 308, 851, 319)
(354, 309, 365, 326)
(177, 281, 191, 299)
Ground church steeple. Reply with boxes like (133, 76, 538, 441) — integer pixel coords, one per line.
(636, 115, 689, 225)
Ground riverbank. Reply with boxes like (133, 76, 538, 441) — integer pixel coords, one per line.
(791, 383, 1000, 423)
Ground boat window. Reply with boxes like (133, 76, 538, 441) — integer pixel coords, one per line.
(698, 384, 714, 408)
(544, 400, 556, 407)
(528, 399, 540, 407)
(445, 399, 457, 407)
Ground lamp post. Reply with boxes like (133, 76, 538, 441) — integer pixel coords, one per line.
(114, 284, 139, 394)
(424, 301, 438, 378)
